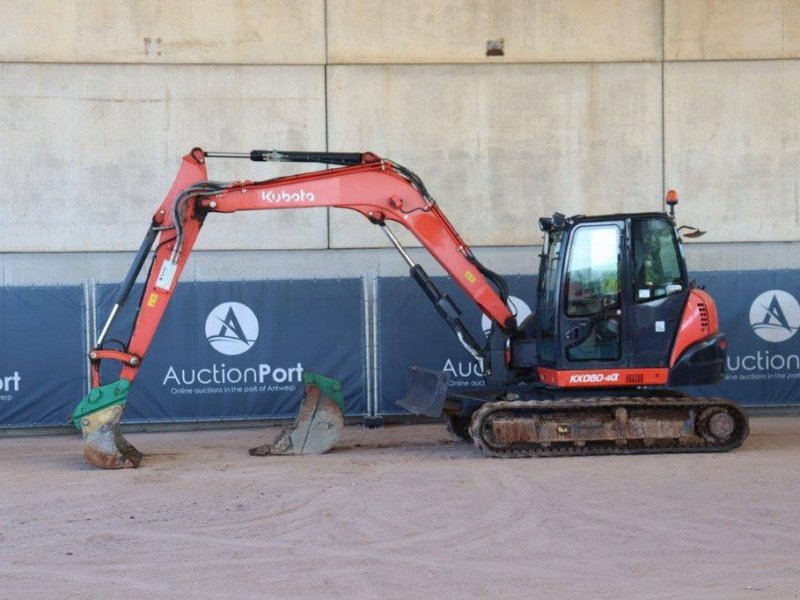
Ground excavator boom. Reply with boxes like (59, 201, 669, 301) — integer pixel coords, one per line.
(75, 148, 519, 468)
(106, 149, 516, 382)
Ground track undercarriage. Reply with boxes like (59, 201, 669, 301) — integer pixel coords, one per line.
(446, 389, 749, 458)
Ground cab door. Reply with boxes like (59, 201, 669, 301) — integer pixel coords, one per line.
(626, 216, 690, 367)
(559, 221, 625, 369)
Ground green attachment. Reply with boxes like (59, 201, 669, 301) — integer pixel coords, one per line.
(302, 372, 345, 414)
(71, 378, 132, 430)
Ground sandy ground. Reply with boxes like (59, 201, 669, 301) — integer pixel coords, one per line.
(1, 418, 799, 599)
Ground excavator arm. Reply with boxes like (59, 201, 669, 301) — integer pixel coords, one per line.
(74, 147, 519, 468)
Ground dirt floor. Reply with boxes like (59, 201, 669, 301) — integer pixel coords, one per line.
(1, 418, 799, 599)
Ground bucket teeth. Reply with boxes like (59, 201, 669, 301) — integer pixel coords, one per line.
(250, 378, 344, 456)
(80, 404, 142, 469)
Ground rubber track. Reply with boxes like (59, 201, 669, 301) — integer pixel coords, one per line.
(468, 396, 749, 458)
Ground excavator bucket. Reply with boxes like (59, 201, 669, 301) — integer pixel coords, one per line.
(249, 372, 345, 456)
(396, 365, 450, 417)
(72, 379, 142, 469)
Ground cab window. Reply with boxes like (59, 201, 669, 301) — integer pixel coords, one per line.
(632, 218, 685, 302)
(563, 224, 622, 362)
(564, 224, 620, 317)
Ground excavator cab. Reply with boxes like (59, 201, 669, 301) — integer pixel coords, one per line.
(524, 213, 726, 387)
(439, 210, 745, 457)
(530, 212, 696, 384)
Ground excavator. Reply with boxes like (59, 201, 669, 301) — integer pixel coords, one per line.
(71, 147, 749, 468)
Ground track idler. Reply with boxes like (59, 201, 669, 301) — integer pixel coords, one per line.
(72, 379, 142, 469)
(249, 373, 345, 456)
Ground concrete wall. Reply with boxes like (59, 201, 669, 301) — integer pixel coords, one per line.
(665, 0, 800, 60)
(665, 60, 800, 243)
(1, 1, 326, 64)
(327, 0, 662, 63)
(327, 63, 662, 249)
(1, 1, 799, 284)
(0, 63, 327, 252)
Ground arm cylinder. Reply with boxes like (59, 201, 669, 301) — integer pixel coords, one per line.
(249, 150, 364, 165)
(202, 150, 364, 166)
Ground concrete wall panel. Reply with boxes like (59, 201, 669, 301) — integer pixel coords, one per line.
(328, 0, 661, 64)
(0, 64, 328, 252)
(0, 0, 325, 64)
(664, 60, 800, 242)
(666, 0, 800, 60)
(327, 64, 662, 249)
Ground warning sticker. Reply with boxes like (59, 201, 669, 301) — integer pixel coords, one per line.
(155, 261, 177, 292)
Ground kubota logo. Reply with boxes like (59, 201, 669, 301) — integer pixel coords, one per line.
(205, 302, 259, 355)
(261, 189, 316, 203)
(749, 290, 800, 343)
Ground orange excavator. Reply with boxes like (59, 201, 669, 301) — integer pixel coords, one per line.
(72, 148, 748, 468)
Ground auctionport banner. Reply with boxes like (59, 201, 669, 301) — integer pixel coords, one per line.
(96, 279, 366, 422)
(0, 286, 86, 427)
(377, 275, 536, 414)
(683, 270, 800, 406)
(377, 270, 800, 413)
(2, 269, 799, 430)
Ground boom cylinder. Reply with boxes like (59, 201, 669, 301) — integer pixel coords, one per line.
(97, 226, 159, 346)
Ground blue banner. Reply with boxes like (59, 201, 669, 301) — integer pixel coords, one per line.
(378, 270, 800, 412)
(97, 279, 366, 422)
(0, 286, 86, 427)
(1, 269, 797, 430)
(377, 275, 536, 414)
(683, 270, 800, 406)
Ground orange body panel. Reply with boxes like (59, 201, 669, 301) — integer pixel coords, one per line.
(538, 367, 669, 388)
(669, 289, 719, 367)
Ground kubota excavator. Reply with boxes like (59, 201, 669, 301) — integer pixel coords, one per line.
(72, 148, 748, 468)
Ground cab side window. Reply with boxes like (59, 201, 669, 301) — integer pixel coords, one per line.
(563, 224, 622, 362)
(632, 218, 685, 302)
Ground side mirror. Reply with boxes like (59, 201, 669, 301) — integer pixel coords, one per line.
(678, 225, 706, 239)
